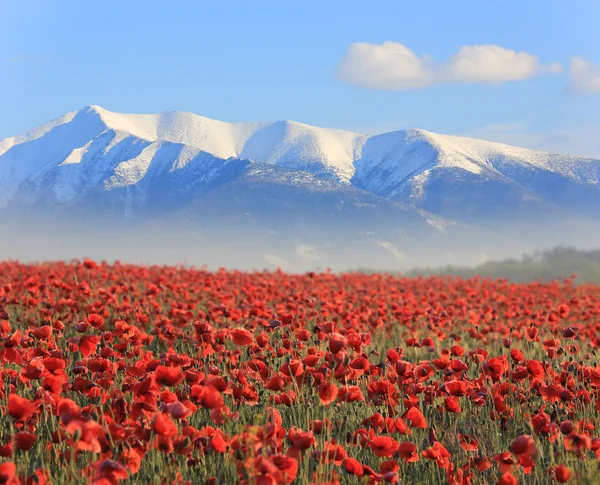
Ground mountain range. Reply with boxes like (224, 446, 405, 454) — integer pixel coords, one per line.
(1, 105, 599, 270)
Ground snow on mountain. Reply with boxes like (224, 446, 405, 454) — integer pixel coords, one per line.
(83, 106, 364, 178)
(0, 105, 371, 210)
(1, 105, 599, 229)
(354, 128, 600, 194)
(0, 108, 108, 206)
(87, 106, 366, 179)
(0, 110, 80, 157)
(352, 128, 600, 222)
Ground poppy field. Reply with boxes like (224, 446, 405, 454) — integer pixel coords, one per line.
(1, 260, 600, 485)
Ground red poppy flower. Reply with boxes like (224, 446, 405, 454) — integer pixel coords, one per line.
(29, 326, 52, 340)
(64, 419, 106, 454)
(564, 432, 591, 452)
(167, 401, 194, 420)
(154, 366, 184, 387)
(526, 327, 539, 342)
(369, 436, 400, 457)
(444, 396, 462, 413)
(498, 472, 518, 485)
(152, 413, 178, 437)
(337, 386, 365, 402)
(404, 407, 428, 429)
(559, 421, 574, 435)
(120, 448, 142, 474)
(458, 434, 478, 452)
(92, 460, 129, 483)
(87, 313, 105, 329)
(0, 443, 13, 458)
(198, 386, 224, 409)
(318, 382, 338, 406)
(328, 333, 347, 354)
(398, 442, 419, 462)
(7, 394, 38, 422)
(510, 349, 524, 362)
(554, 465, 571, 483)
(14, 432, 37, 451)
(264, 376, 287, 391)
(309, 419, 332, 435)
(230, 327, 254, 346)
(343, 458, 364, 476)
(271, 455, 298, 484)
(445, 380, 468, 397)
(494, 452, 517, 473)
(287, 428, 316, 451)
(510, 435, 536, 457)
(79, 335, 100, 358)
(320, 442, 346, 465)
(209, 433, 228, 453)
(0, 462, 18, 484)
(392, 417, 410, 435)
(19, 359, 44, 382)
(280, 360, 304, 377)
(422, 441, 452, 469)
(473, 456, 492, 472)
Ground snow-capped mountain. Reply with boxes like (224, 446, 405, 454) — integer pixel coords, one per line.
(1, 105, 599, 269)
(0, 105, 365, 209)
(352, 129, 600, 224)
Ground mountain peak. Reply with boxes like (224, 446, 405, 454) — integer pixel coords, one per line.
(81, 104, 105, 113)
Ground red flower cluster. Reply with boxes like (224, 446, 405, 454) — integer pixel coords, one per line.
(0, 260, 598, 483)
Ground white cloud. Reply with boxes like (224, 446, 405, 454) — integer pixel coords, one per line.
(336, 42, 561, 90)
(569, 57, 600, 94)
(335, 42, 431, 89)
(441, 45, 561, 84)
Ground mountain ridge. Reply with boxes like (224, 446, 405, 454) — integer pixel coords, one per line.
(3, 104, 599, 212)
(1, 105, 599, 269)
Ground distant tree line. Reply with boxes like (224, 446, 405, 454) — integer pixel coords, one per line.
(407, 247, 600, 284)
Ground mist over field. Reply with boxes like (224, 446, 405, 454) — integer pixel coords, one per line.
(2, 214, 599, 275)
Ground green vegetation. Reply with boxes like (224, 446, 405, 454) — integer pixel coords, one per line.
(409, 247, 600, 283)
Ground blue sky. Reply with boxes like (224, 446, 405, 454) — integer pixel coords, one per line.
(2, 0, 600, 156)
